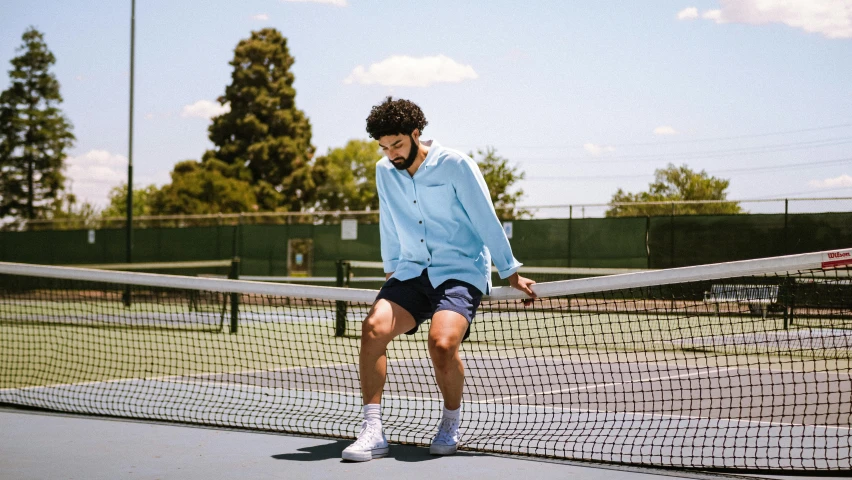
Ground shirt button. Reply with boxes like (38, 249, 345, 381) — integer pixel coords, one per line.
(419, 220, 423, 224)
(413, 200, 417, 204)
(420, 239, 424, 242)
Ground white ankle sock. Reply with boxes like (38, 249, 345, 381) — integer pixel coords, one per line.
(442, 405, 460, 421)
(364, 404, 382, 426)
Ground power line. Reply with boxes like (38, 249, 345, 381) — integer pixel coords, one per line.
(458, 122, 852, 150)
(525, 157, 852, 181)
(514, 137, 852, 164)
(743, 186, 852, 200)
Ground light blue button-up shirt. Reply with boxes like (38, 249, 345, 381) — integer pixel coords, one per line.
(377, 140, 522, 294)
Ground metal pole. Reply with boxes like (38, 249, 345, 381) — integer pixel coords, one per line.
(645, 215, 651, 269)
(670, 202, 675, 268)
(123, 0, 135, 307)
(334, 260, 349, 337)
(229, 257, 240, 334)
(567, 205, 573, 268)
(783, 198, 789, 255)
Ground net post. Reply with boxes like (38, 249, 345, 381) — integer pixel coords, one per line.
(229, 257, 240, 334)
(334, 260, 349, 337)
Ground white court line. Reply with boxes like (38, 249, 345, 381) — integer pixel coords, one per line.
(475, 366, 743, 404)
(90, 377, 852, 431)
(463, 354, 852, 378)
(514, 402, 852, 431)
(3, 354, 848, 395)
(0, 357, 427, 394)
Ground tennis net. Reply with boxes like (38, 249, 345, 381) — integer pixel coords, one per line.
(1, 249, 851, 471)
(342, 260, 651, 289)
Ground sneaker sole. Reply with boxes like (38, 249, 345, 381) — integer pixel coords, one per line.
(342, 446, 389, 462)
(429, 443, 458, 455)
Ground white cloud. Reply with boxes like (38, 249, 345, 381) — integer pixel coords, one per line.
(699, 0, 852, 39)
(344, 55, 478, 87)
(181, 100, 230, 119)
(281, 0, 347, 6)
(65, 150, 128, 207)
(702, 9, 723, 21)
(251, 13, 270, 21)
(583, 143, 616, 156)
(144, 113, 155, 120)
(654, 126, 678, 135)
(808, 174, 852, 188)
(74, 75, 84, 81)
(677, 7, 699, 20)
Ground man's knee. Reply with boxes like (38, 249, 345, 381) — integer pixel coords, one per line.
(428, 332, 461, 357)
(362, 301, 401, 342)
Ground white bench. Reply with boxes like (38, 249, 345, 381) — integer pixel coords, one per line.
(704, 284, 780, 318)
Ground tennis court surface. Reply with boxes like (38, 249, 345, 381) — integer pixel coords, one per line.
(1, 248, 851, 473)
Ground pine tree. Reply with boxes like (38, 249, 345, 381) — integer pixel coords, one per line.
(203, 28, 314, 212)
(0, 27, 75, 221)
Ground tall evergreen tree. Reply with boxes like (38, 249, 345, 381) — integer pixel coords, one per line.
(203, 28, 314, 212)
(0, 27, 75, 221)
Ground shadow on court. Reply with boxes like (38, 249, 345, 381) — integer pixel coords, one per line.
(271, 440, 486, 463)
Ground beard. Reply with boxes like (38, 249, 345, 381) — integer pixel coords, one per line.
(391, 134, 419, 170)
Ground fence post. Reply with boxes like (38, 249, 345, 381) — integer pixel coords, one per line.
(645, 215, 651, 269)
(670, 202, 675, 268)
(783, 199, 789, 255)
(229, 257, 240, 334)
(567, 205, 573, 268)
(334, 260, 349, 337)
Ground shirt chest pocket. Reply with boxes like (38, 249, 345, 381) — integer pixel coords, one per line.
(417, 184, 455, 215)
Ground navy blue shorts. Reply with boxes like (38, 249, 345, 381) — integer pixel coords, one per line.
(375, 269, 483, 340)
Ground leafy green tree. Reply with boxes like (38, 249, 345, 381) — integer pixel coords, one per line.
(149, 159, 257, 215)
(312, 139, 381, 212)
(470, 146, 529, 220)
(606, 164, 743, 217)
(0, 27, 75, 220)
(101, 183, 159, 218)
(203, 28, 314, 212)
(45, 193, 99, 229)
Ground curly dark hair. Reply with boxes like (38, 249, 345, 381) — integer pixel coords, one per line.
(365, 96, 428, 140)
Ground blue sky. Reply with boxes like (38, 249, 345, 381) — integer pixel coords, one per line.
(2, 0, 851, 215)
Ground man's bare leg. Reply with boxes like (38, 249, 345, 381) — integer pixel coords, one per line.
(427, 310, 468, 455)
(360, 299, 417, 405)
(343, 299, 417, 462)
(427, 310, 469, 409)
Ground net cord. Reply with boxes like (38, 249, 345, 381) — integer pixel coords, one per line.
(491, 248, 852, 300)
(2, 248, 849, 302)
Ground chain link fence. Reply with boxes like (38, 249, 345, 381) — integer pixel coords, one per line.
(8, 197, 852, 231)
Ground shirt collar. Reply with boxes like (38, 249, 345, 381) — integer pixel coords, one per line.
(421, 139, 440, 167)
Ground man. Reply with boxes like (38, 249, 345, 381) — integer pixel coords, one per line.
(342, 97, 536, 462)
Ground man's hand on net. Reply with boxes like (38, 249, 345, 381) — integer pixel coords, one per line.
(508, 272, 537, 305)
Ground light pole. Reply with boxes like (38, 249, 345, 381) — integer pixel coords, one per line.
(124, 0, 135, 306)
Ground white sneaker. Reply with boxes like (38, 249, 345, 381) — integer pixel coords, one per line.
(342, 422, 389, 462)
(429, 416, 460, 455)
